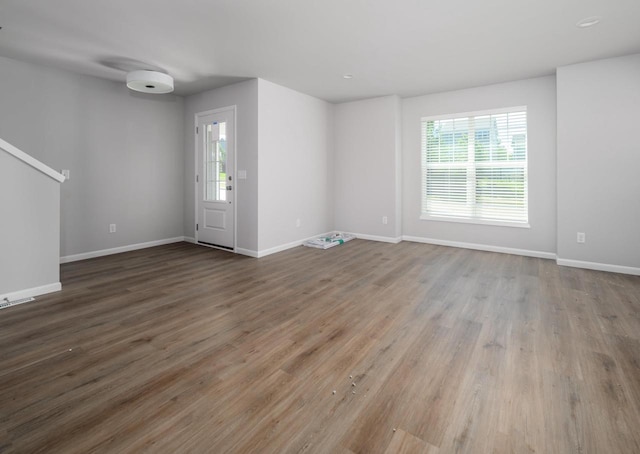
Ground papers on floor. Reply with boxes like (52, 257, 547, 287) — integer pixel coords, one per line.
(303, 232, 356, 250)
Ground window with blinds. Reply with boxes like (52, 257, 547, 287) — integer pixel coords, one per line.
(421, 107, 528, 226)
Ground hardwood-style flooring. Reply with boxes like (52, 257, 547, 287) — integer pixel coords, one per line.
(1, 240, 640, 453)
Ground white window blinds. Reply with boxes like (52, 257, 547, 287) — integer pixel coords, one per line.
(421, 108, 528, 225)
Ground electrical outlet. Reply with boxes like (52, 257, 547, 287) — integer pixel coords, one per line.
(296, 218, 301, 228)
(109, 224, 116, 234)
(577, 232, 585, 243)
(382, 216, 388, 225)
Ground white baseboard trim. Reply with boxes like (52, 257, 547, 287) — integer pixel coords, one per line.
(60, 237, 187, 263)
(348, 233, 402, 244)
(183, 236, 196, 244)
(402, 235, 557, 260)
(256, 231, 334, 258)
(0, 282, 61, 303)
(556, 258, 640, 276)
(236, 248, 259, 258)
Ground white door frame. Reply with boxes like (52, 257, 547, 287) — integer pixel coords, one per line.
(194, 105, 238, 252)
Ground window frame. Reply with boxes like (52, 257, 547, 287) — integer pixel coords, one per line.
(420, 106, 530, 228)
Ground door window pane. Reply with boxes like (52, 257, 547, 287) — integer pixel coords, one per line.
(205, 121, 227, 201)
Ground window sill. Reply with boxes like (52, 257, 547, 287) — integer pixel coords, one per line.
(419, 215, 530, 229)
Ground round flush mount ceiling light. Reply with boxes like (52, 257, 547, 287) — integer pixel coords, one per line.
(126, 70, 174, 94)
(576, 16, 601, 28)
(343, 74, 354, 79)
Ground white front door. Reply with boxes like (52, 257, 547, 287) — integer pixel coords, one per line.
(196, 107, 235, 250)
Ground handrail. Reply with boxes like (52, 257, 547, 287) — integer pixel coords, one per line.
(0, 137, 65, 183)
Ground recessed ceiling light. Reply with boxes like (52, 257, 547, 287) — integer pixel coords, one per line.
(343, 74, 354, 79)
(576, 16, 601, 28)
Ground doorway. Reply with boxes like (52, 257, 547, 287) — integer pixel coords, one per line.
(195, 107, 236, 250)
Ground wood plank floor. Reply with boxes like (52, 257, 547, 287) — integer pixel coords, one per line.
(1, 240, 640, 453)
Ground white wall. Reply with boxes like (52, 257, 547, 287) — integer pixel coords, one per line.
(557, 54, 640, 270)
(3, 51, 636, 277)
(184, 80, 259, 252)
(0, 153, 60, 299)
(0, 55, 185, 259)
(333, 96, 402, 240)
(257, 79, 333, 252)
(402, 76, 557, 255)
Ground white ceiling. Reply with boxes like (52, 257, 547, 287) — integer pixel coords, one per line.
(0, 0, 639, 103)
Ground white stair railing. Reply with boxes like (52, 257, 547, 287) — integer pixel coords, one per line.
(0, 137, 65, 183)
